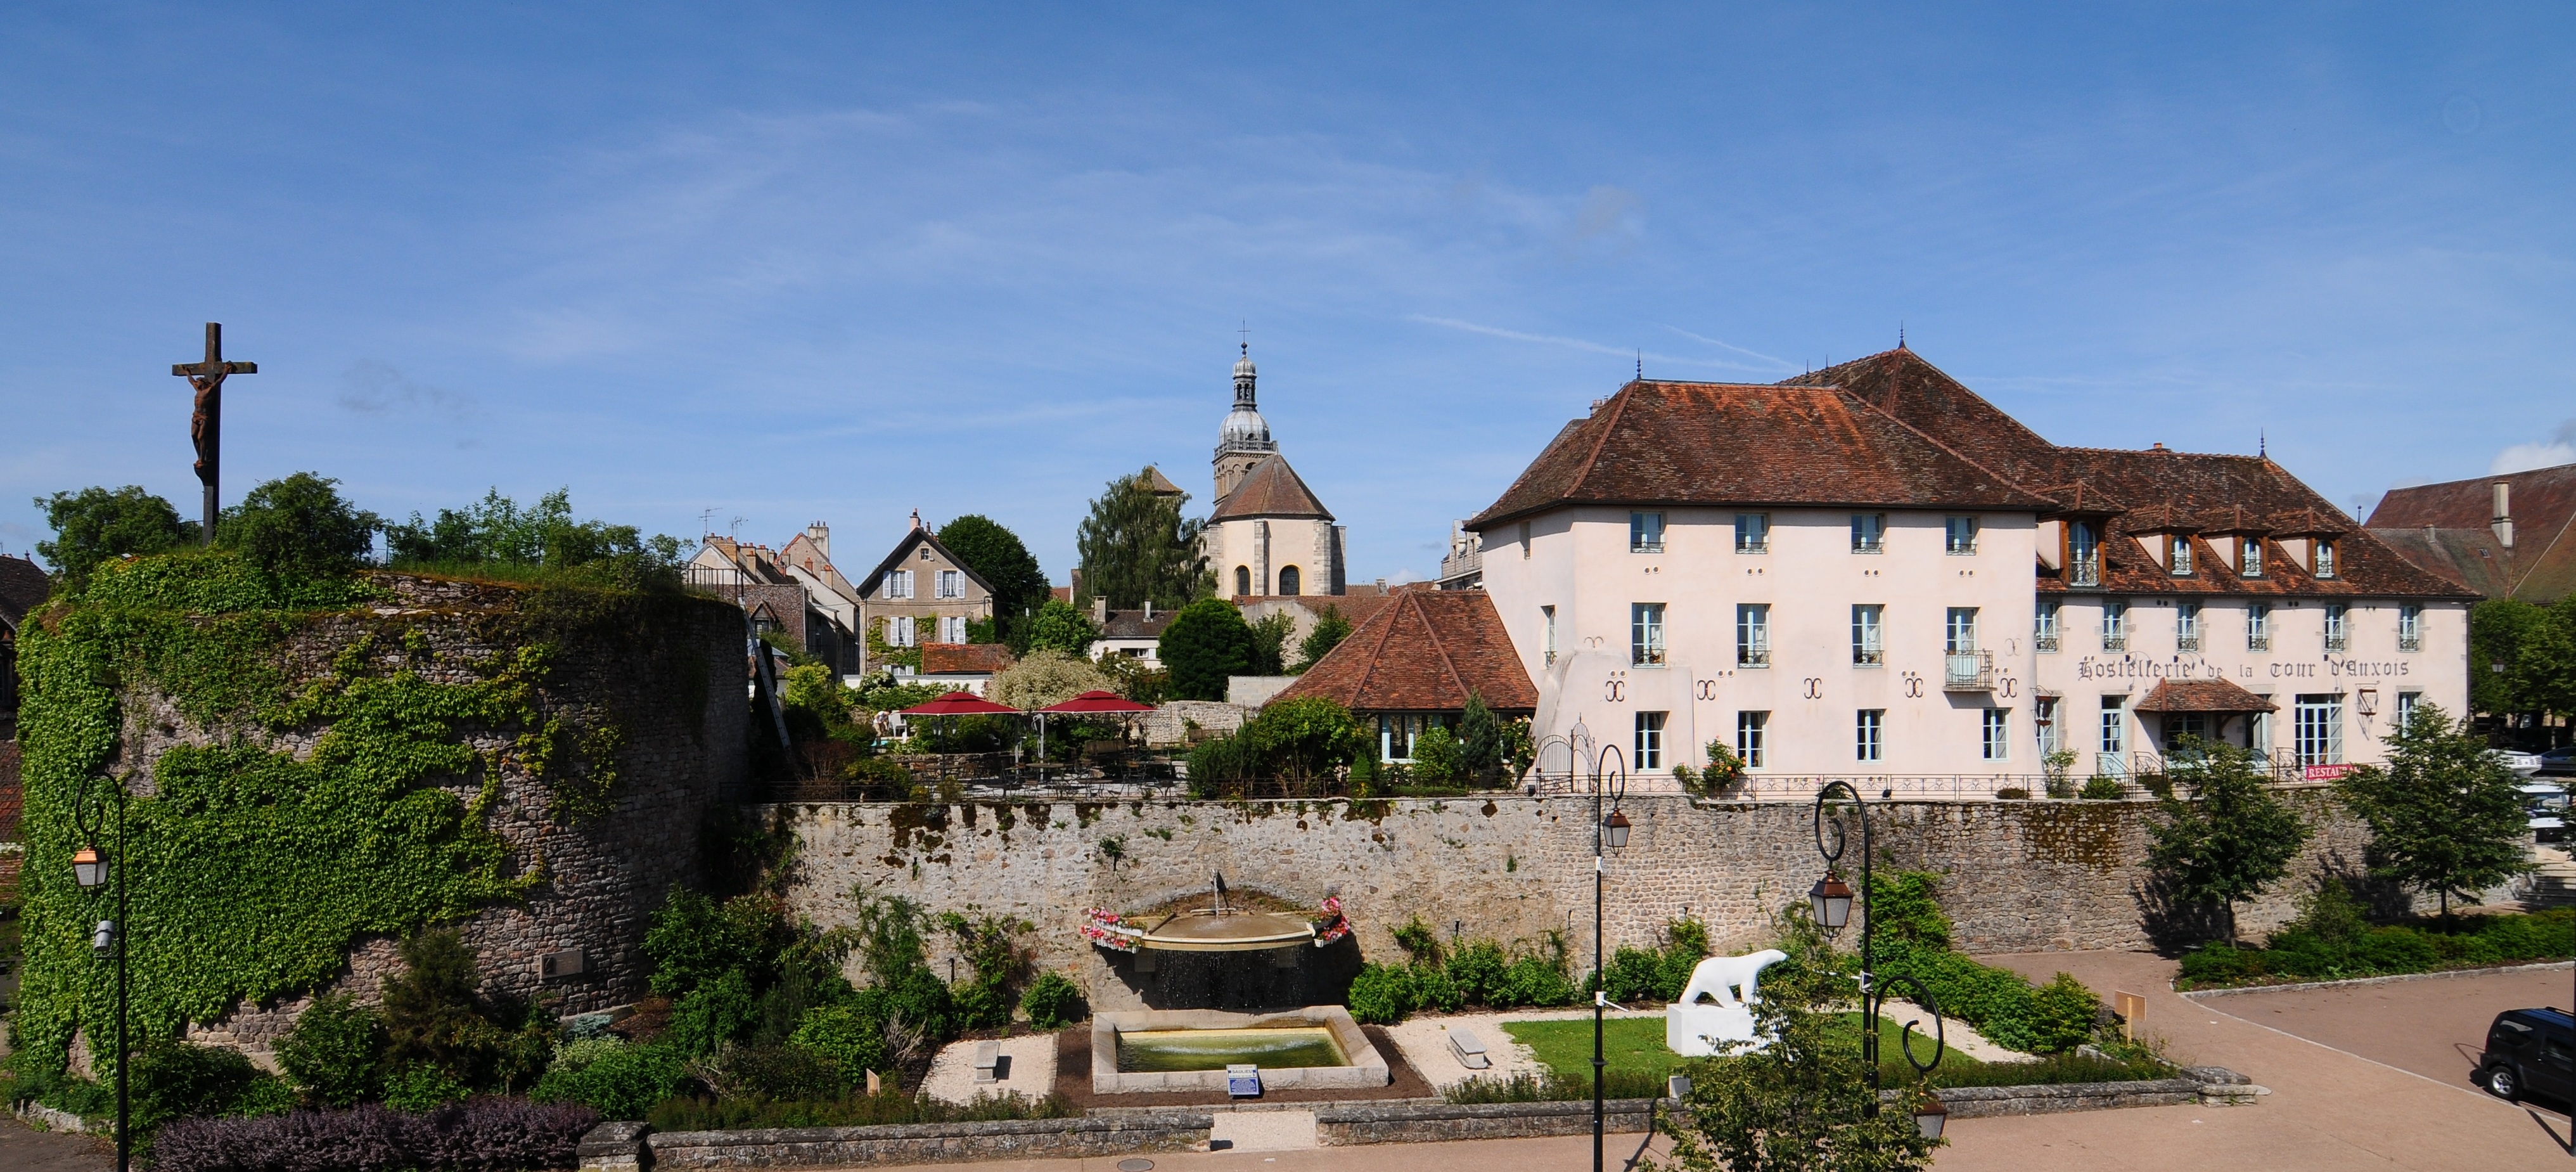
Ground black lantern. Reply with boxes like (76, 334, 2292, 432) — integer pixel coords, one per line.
(72, 846, 108, 890)
(1809, 873, 1854, 933)
(1913, 1093, 1949, 1140)
(1603, 809, 1632, 849)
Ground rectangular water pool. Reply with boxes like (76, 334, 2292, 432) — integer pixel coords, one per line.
(1116, 1027, 1350, 1073)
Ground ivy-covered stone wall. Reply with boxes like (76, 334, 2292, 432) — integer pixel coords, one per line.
(13, 557, 744, 1071)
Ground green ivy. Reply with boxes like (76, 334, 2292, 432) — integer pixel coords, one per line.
(10, 549, 660, 1079)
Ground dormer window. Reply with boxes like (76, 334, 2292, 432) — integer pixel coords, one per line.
(2314, 541, 2337, 579)
(2067, 520, 2101, 587)
(2240, 538, 2264, 577)
(2169, 536, 2193, 576)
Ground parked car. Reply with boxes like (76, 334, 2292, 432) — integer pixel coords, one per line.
(2540, 745, 2576, 777)
(2524, 782, 2569, 843)
(2479, 1008, 2575, 1105)
(2494, 748, 2546, 778)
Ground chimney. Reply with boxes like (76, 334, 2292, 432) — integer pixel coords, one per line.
(2493, 481, 2515, 549)
(805, 521, 830, 559)
(1092, 596, 1109, 625)
(909, 509, 923, 532)
(1144, 600, 1155, 621)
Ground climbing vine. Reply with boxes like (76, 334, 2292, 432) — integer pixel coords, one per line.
(10, 549, 663, 1076)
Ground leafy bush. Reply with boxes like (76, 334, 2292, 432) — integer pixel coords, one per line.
(153, 1097, 598, 1172)
(1444, 1069, 1672, 1103)
(383, 1064, 471, 1111)
(2176, 906, 2573, 988)
(531, 1040, 691, 1120)
(279, 993, 387, 1108)
(646, 1088, 1068, 1131)
(788, 1004, 889, 1088)
(131, 1041, 277, 1133)
(1410, 726, 1464, 785)
(2080, 776, 2125, 799)
(219, 472, 383, 584)
(1020, 972, 1085, 1030)
(1411, 962, 1464, 1013)
(1866, 871, 2100, 1054)
(1346, 962, 1415, 1024)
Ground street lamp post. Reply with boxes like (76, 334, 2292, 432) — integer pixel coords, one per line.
(71, 773, 131, 1172)
(1808, 780, 1950, 1139)
(1587, 742, 1631, 1172)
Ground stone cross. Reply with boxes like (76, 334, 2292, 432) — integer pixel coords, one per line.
(170, 323, 257, 543)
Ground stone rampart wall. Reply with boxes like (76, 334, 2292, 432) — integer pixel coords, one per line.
(767, 789, 2387, 1014)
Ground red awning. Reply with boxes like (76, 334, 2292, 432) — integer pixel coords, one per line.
(1038, 690, 1157, 714)
(899, 690, 1024, 716)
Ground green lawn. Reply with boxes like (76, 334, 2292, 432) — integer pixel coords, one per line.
(1501, 1014, 1986, 1088)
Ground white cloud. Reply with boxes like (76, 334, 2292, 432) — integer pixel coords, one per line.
(2492, 418, 2576, 474)
(338, 360, 476, 420)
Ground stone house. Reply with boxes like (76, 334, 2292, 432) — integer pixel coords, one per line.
(686, 536, 857, 675)
(854, 513, 997, 675)
(1272, 588, 1537, 763)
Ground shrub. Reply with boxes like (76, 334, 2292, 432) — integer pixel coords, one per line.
(1995, 787, 2030, 801)
(1411, 963, 1464, 1013)
(218, 472, 382, 583)
(1410, 726, 1463, 785)
(1500, 950, 1579, 1008)
(1445, 941, 1509, 1006)
(383, 1065, 471, 1112)
(279, 993, 387, 1107)
(717, 1046, 847, 1102)
(532, 1040, 691, 1119)
(1020, 972, 1085, 1031)
(2080, 776, 2125, 799)
(1346, 962, 1416, 1024)
(790, 1004, 889, 1088)
(153, 1097, 599, 1172)
(131, 1041, 260, 1133)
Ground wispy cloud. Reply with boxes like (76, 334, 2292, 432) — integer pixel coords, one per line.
(1409, 316, 1779, 373)
(338, 360, 476, 420)
(1658, 326, 1796, 372)
(2492, 418, 2576, 475)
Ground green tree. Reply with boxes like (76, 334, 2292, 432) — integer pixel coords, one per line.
(1022, 598, 1101, 656)
(2145, 739, 2312, 945)
(2336, 703, 2534, 915)
(1158, 597, 1256, 700)
(2470, 598, 2553, 718)
(384, 487, 683, 586)
(219, 472, 383, 582)
(277, 993, 387, 1107)
(35, 485, 195, 588)
(990, 647, 1114, 710)
(1409, 725, 1463, 784)
(1240, 695, 1368, 788)
(1662, 917, 1944, 1172)
(937, 515, 1048, 645)
(1075, 468, 1210, 610)
(1295, 604, 1352, 671)
(1457, 693, 1502, 782)
(1247, 608, 1296, 675)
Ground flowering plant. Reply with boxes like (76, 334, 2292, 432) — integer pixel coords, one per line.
(1311, 895, 1350, 946)
(1080, 907, 1141, 952)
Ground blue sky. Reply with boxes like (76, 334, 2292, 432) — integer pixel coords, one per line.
(4, 4, 2572, 583)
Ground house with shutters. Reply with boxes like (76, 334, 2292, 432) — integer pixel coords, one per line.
(1462, 346, 2475, 783)
(686, 535, 857, 676)
(854, 512, 998, 676)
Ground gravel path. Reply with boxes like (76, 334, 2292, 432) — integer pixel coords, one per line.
(920, 1033, 1060, 1105)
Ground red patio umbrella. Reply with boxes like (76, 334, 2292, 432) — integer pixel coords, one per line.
(1037, 690, 1157, 714)
(899, 690, 1022, 716)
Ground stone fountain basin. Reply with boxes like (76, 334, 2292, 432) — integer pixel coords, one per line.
(1091, 1005, 1389, 1094)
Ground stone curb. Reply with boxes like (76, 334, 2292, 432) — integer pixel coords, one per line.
(2178, 960, 2574, 999)
(10, 1100, 95, 1135)
(1314, 1098, 1660, 1145)
(582, 1114, 1215, 1171)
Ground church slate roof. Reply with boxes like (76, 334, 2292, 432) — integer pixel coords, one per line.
(1272, 589, 1537, 713)
(1468, 379, 2055, 529)
(2366, 463, 2576, 602)
(1210, 454, 1335, 522)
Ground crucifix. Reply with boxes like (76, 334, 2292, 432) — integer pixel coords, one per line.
(170, 323, 257, 543)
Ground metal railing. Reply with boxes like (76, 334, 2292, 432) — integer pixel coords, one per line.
(2247, 633, 2271, 652)
(2068, 556, 2101, 587)
(1942, 650, 1994, 691)
(2398, 634, 2422, 653)
(2034, 633, 2060, 652)
(2324, 634, 2349, 654)
(2176, 634, 2201, 653)
(2101, 633, 2127, 652)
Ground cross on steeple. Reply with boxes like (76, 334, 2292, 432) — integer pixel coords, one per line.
(171, 323, 257, 543)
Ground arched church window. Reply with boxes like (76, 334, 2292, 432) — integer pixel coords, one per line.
(1236, 565, 1252, 596)
(1278, 566, 1300, 596)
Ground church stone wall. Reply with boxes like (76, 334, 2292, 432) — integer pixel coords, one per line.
(769, 790, 2384, 1014)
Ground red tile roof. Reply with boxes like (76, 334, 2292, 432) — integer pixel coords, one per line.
(2366, 463, 2576, 602)
(1468, 380, 2056, 529)
(855, 527, 996, 600)
(1272, 590, 1536, 713)
(921, 643, 1016, 675)
(1210, 454, 1335, 522)
(1781, 348, 2061, 491)
(2135, 678, 2279, 714)
(0, 555, 50, 629)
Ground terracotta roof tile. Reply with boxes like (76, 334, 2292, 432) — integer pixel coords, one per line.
(2135, 678, 2279, 714)
(1468, 380, 2056, 529)
(2366, 463, 2576, 602)
(1210, 455, 1334, 521)
(1272, 590, 1536, 712)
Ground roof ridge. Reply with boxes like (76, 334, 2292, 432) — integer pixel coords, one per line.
(1829, 386, 2060, 506)
(1570, 384, 1637, 497)
(1347, 587, 1408, 704)
(1414, 593, 1473, 705)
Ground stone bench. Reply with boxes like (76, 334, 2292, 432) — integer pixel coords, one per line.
(973, 1041, 1001, 1083)
(1446, 1026, 1492, 1070)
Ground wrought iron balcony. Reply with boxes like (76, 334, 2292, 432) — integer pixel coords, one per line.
(2068, 556, 2102, 588)
(2034, 633, 2060, 652)
(2101, 633, 2127, 652)
(2324, 634, 2349, 654)
(1943, 650, 1995, 691)
(1738, 647, 1771, 667)
(2246, 633, 2271, 652)
(2398, 634, 2421, 653)
(1853, 647, 1885, 666)
(2176, 634, 2201, 653)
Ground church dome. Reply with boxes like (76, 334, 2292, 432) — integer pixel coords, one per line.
(1221, 403, 1272, 448)
(1233, 351, 1257, 380)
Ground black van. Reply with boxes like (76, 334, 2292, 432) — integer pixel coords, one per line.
(2480, 1008, 2575, 1104)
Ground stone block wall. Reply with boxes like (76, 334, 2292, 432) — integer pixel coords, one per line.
(767, 789, 2389, 1013)
(153, 574, 748, 1052)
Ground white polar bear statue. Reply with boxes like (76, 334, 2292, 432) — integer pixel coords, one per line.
(1665, 949, 1789, 1057)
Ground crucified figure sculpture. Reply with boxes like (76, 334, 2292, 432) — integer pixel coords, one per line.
(170, 323, 256, 543)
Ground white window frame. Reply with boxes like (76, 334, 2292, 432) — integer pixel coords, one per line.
(1737, 603, 1771, 667)
(1635, 711, 1667, 771)
(892, 615, 916, 647)
(2101, 601, 2127, 652)
(1945, 515, 1978, 555)
(1736, 711, 1768, 768)
(1631, 512, 1666, 553)
(1632, 603, 1667, 667)
(1542, 605, 1557, 666)
(1851, 513, 1886, 553)
(2314, 541, 2338, 579)
(1945, 607, 1978, 654)
(2323, 604, 2349, 654)
(2035, 600, 2061, 652)
(2397, 603, 2422, 652)
(1856, 709, 1885, 763)
(2248, 602, 2271, 651)
(1982, 709, 2009, 761)
(2294, 694, 2343, 764)
(2068, 520, 2101, 586)
(2240, 537, 2264, 577)
(2099, 695, 2125, 757)
(885, 569, 915, 599)
(2035, 697, 2060, 756)
(1734, 513, 1770, 553)
(937, 569, 964, 599)
(2170, 536, 2193, 576)
(2176, 602, 2201, 653)
(2395, 690, 2421, 728)
(1852, 604, 1885, 666)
